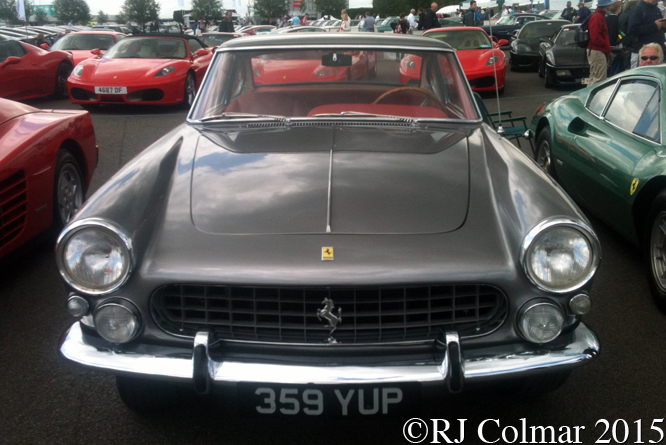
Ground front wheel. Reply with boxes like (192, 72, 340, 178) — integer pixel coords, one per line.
(535, 126, 556, 178)
(544, 66, 554, 88)
(538, 59, 545, 78)
(53, 150, 84, 231)
(644, 191, 666, 310)
(181, 73, 196, 109)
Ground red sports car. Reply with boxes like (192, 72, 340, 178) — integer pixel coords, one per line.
(237, 25, 275, 35)
(50, 31, 126, 66)
(0, 35, 74, 101)
(401, 27, 508, 94)
(0, 98, 97, 259)
(67, 34, 213, 108)
(251, 49, 377, 85)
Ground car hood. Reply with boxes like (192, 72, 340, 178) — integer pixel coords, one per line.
(551, 46, 588, 66)
(80, 58, 185, 83)
(191, 126, 470, 235)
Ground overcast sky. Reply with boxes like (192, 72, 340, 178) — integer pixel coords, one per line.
(51, 0, 373, 20)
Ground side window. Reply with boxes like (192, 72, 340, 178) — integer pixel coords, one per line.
(8, 40, 27, 58)
(633, 87, 660, 142)
(587, 81, 616, 116)
(189, 39, 203, 53)
(117, 34, 125, 41)
(605, 80, 659, 137)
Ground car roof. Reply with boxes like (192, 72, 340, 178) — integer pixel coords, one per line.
(222, 33, 453, 50)
(72, 30, 124, 35)
(523, 19, 569, 26)
(124, 33, 208, 46)
(425, 26, 486, 32)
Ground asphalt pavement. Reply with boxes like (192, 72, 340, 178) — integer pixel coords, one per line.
(1, 62, 665, 445)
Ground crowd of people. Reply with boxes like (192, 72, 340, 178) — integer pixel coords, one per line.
(573, 0, 666, 86)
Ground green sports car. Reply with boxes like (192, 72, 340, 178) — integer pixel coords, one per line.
(531, 66, 666, 306)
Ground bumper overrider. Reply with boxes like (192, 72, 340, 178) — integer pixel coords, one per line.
(60, 321, 599, 393)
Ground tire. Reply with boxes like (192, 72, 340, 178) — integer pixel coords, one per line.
(116, 376, 189, 413)
(644, 191, 666, 310)
(50, 62, 73, 99)
(535, 126, 556, 178)
(53, 150, 84, 232)
(181, 73, 196, 109)
(544, 66, 554, 88)
(498, 85, 505, 95)
(509, 57, 517, 72)
(538, 59, 544, 78)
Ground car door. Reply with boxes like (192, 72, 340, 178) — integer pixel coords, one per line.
(567, 77, 660, 234)
(0, 40, 37, 99)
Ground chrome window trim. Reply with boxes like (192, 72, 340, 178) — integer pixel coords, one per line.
(520, 217, 601, 294)
(186, 44, 480, 124)
(56, 218, 135, 296)
(585, 78, 620, 118)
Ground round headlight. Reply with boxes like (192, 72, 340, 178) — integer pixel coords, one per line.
(518, 301, 564, 344)
(521, 218, 600, 293)
(94, 302, 140, 343)
(56, 219, 133, 295)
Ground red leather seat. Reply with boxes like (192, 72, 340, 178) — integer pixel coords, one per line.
(226, 92, 309, 117)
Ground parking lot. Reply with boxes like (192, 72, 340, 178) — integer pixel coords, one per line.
(1, 55, 665, 445)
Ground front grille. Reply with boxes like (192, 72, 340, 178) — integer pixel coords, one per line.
(152, 284, 508, 344)
(469, 76, 496, 89)
(0, 171, 27, 248)
(127, 89, 164, 102)
(70, 88, 98, 101)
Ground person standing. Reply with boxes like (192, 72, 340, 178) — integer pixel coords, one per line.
(464, 1, 478, 26)
(576, 2, 591, 23)
(292, 14, 300, 26)
(639, 42, 664, 64)
(219, 11, 235, 32)
(396, 12, 409, 33)
(587, 0, 613, 86)
(627, 0, 666, 67)
(407, 9, 417, 30)
(363, 11, 375, 32)
(417, 8, 426, 29)
(423, 2, 439, 29)
(606, 1, 622, 46)
(561, 1, 577, 21)
(302, 13, 309, 25)
(339, 12, 351, 31)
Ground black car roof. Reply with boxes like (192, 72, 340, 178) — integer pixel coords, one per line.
(222, 33, 453, 50)
(124, 32, 208, 47)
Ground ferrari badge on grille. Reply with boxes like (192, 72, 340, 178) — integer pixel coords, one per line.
(322, 247, 334, 261)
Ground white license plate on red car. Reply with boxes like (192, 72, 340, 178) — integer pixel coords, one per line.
(238, 383, 419, 416)
(94, 86, 127, 95)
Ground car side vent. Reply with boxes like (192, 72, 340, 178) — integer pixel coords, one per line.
(0, 171, 28, 248)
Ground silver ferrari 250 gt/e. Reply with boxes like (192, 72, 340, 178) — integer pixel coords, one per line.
(57, 34, 600, 414)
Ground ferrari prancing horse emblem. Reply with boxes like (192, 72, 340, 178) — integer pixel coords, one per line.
(317, 298, 341, 344)
(322, 247, 334, 261)
(631, 178, 639, 195)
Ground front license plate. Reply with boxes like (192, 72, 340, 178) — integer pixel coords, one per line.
(238, 383, 420, 416)
(580, 78, 589, 85)
(94, 86, 127, 95)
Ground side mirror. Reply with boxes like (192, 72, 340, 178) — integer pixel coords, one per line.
(40, 43, 50, 50)
(90, 48, 102, 57)
(539, 37, 551, 43)
(496, 39, 509, 47)
(0, 57, 21, 69)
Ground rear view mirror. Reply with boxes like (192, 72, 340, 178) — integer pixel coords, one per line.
(322, 53, 352, 67)
(496, 39, 509, 47)
(90, 48, 102, 57)
(40, 43, 50, 50)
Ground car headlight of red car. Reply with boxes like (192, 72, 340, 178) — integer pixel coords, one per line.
(72, 64, 84, 77)
(486, 55, 501, 66)
(154, 66, 177, 77)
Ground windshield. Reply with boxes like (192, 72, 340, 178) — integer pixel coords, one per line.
(190, 47, 478, 121)
(519, 21, 565, 39)
(104, 37, 188, 59)
(51, 33, 117, 50)
(425, 30, 492, 50)
(202, 33, 239, 46)
(496, 16, 516, 25)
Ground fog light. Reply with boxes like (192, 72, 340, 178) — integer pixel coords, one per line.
(518, 301, 564, 344)
(94, 302, 140, 343)
(556, 70, 571, 77)
(569, 294, 591, 315)
(67, 295, 89, 318)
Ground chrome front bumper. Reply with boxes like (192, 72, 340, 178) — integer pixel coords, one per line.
(60, 322, 599, 390)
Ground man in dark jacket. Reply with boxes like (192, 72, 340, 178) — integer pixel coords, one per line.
(417, 8, 426, 30)
(627, 0, 666, 67)
(423, 2, 440, 29)
(464, 1, 478, 26)
(219, 11, 235, 32)
(576, 2, 591, 23)
(587, 0, 612, 86)
(561, 1, 577, 21)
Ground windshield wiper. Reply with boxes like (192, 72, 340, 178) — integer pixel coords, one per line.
(200, 112, 289, 123)
(313, 111, 418, 124)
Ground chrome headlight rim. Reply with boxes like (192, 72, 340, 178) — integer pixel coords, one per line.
(520, 217, 601, 294)
(56, 218, 134, 296)
(94, 298, 142, 343)
(516, 300, 564, 344)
